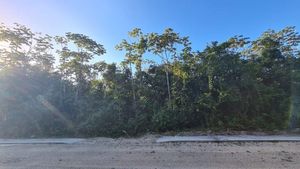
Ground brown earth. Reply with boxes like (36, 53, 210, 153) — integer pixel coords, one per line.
(0, 135, 300, 169)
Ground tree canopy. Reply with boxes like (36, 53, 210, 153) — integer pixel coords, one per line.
(0, 23, 300, 138)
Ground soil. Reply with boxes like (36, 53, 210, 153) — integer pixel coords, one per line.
(0, 135, 300, 169)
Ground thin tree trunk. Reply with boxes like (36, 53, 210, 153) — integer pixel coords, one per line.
(60, 79, 65, 107)
(165, 69, 171, 106)
(130, 63, 136, 111)
(164, 52, 172, 108)
(61, 59, 66, 107)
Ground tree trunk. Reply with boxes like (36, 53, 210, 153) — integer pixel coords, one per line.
(165, 69, 171, 107)
(130, 63, 136, 111)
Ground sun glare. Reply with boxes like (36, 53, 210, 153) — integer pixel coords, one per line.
(0, 41, 9, 51)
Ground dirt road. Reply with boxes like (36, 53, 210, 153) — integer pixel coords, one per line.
(0, 136, 300, 169)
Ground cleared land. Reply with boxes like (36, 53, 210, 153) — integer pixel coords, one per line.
(0, 135, 300, 169)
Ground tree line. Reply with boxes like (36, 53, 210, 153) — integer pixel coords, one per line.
(0, 23, 300, 137)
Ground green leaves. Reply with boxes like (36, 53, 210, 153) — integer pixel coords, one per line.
(55, 32, 106, 85)
(116, 28, 147, 72)
(65, 32, 105, 55)
(250, 26, 300, 58)
(0, 23, 54, 70)
(1, 23, 300, 137)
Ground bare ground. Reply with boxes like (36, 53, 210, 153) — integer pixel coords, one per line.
(0, 135, 300, 169)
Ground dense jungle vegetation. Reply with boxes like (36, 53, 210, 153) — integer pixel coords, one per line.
(0, 23, 300, 137)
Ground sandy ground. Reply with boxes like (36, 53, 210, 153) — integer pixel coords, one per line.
(0, 135, 300, 169)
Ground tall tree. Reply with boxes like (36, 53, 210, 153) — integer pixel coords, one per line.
(116, 28, 148, 110)
(147, 28, 190, 106)
(56, 33, 106, 102)
(0, 23, 55, 71)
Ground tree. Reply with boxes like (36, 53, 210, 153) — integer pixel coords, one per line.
(0, 23, 55, 71)
(56, 33, 106, 102)
(1, 22, 300, 137)
(116, 28, 148, 110)
(147, 28, 190, 107)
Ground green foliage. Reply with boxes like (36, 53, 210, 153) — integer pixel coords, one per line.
(0, 23, 299, 138)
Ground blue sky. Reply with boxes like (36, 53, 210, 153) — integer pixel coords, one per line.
(0, 0, 300, 63)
